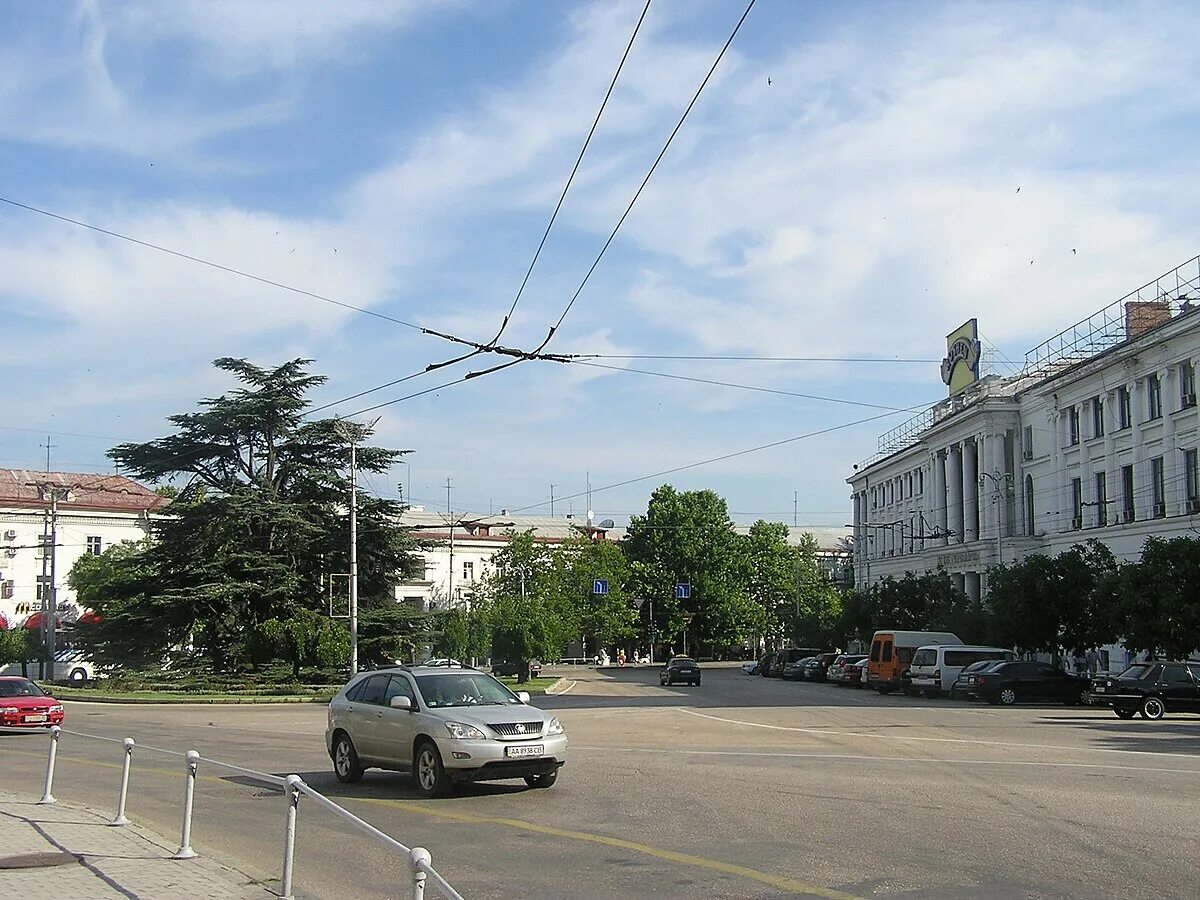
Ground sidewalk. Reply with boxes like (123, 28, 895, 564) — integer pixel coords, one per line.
(0, 792, 276, 900)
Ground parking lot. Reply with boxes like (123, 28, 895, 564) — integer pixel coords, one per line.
(2, 664, 1199, 898)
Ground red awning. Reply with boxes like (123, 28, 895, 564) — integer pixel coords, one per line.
(0, 611, 8, 630)
(22, 612, 63, 630)
(78, 610, 102, 625)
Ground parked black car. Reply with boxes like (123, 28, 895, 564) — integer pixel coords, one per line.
(801, 652, 839, 682)
(660, 656, 701, 686)
(491, 659, 542, 678)
(758, 651, 779, 677)
(768, 648, 823, 679)
(949, 659, 1007, 701)
(1090, 661, 1200, 720)
(973, 661, 1089, 706)
(781, 657, 814, 681)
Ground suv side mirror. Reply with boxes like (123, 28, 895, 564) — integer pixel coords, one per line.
(516, 691, 531, 704)
(389, 695, 413, 710)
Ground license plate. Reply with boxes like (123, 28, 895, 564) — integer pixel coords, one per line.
(1092, 686, 1104, 693)
(23, 714, 47, 723)
(505, 744, 543, 758)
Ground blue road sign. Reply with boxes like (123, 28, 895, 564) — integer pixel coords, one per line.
(592, 579, 609, 595)
(675, 583, 691, 600)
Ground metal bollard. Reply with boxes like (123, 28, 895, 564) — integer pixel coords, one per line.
(111, 738, 135, 826)
(173, 750, 200, 860)
(39, 725, 61, 805)
(279, 775, 302, 900)
(408, 847, 432, 900)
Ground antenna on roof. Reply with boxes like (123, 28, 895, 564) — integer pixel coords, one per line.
(40, 435, 56, 473)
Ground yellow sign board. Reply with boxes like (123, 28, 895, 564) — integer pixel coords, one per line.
(941, 319, 981, 395)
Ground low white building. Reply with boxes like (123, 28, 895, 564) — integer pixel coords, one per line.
(0, 470, 169, 629)
(394, 509, 852, 611)
(848, 256, 1200, 638)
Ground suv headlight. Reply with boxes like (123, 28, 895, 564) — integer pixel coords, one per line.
(444, 722, 486, 741)
(546, 717, 564, 736)
(1, 707, 19, 715)
(49, 705, 64, 714)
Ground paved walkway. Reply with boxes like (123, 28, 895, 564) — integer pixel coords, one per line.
(0, 792, 276, 899)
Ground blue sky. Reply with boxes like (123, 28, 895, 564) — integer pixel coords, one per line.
(3, 0, 1200, 527)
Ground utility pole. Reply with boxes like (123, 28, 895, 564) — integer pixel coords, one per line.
(550, 484, 556, 518)
(348, 436, 359, 676)
(446, 478, 454, 608)
(35, 482, 70, 682)
(793, 490, 798, 527)
(41, 436, 56, 472)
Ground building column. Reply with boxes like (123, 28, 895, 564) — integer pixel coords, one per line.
(952, 572, 966, 596)
(963, 438, 979, 543)
(978, 434, 996, 542)
(995, 431, 1011, 538)
(934, 450, 949, 546)
(1163, 367, 1181, 515)
(964, 571, 981, 604)
(948, 444, 964, 544)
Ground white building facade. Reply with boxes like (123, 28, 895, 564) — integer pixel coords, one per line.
(0, 471, 168, 629)
(849, 258, 1200, 609)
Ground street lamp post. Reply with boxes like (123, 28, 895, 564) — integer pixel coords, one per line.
(979, 471, 1013, 566)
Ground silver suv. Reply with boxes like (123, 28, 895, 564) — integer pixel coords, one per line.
(325, 665, 567, 798)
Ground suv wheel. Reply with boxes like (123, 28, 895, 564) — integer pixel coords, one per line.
(333, 734, 364, 784)
(524, 770, 558, 789)
(1139, 696, 1166, 720)
(998, 687, 1018, 705)
(414, 740, 452, 798)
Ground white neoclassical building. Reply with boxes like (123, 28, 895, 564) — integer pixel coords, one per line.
(849, 256, 1200, 605)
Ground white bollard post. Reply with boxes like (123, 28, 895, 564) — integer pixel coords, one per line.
(279, 775, 302, 900)
(39, 725, 61, 805)
(408, 847, 431, 900)
(173, 750, 200, 860)
(111, 738, 135, 826)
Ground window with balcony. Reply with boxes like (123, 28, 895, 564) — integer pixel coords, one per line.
(1121, 464, 1135, 522)
(1151, 456, 1166, 518)
(1070, 478, 1083, 530)
(1091, 397, 1105, 438)
(1022, 425, 1034, 461)
(1186, 449, 1199, 515)
(1117, 385, 1132, 429)
(1181, 362, 1196, 410)
(1067, 406, 1080, 446)
(1147, 374, 1162, 420)
(1095, 472, 1107, 526)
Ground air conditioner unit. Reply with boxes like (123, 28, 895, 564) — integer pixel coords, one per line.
(1188, 498, 1200, 515)
(2, 530, 15, 540)
(1153, 502, 1167, 519)
(3, 548, 16, 558)
(1184, 393, 1197, 408)
(1071, 516, 1083, 531)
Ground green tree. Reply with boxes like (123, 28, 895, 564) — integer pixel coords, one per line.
(68, 540, 161, 668)
(0, 628, 44, 678)
(1114, 537, 1200, 660)
(259, 608, 349, 679)
(741, 521, 795, 646)
(789, 533, 843, 648)
(559, 535, 636, 654)
(624, 485, 752, 656)
(82, 357, 417, 672)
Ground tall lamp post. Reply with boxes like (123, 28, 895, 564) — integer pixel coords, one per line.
(979, 471, 1013, 566)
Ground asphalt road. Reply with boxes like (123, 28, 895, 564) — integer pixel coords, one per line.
(3, 665, 1199, 899)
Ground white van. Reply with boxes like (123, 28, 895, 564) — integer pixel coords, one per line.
(909, 645, 1016, 696)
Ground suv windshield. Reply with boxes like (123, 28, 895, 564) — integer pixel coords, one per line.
(415, 672, 522, 708)
(911, 649, 937, 667)
(0, 679, 46, 698)
(669, 658, 697, 666)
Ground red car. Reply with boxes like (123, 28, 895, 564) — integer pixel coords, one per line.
(0, 677, 64, 729)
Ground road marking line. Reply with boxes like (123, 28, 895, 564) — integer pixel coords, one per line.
(572, 745, 1200, 774)
(348, 796, 861, 899)
(673, 708, 1200, 760)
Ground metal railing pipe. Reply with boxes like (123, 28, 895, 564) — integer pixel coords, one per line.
(39, 725, 60, 805)
(279, 775, 302, 900)
(110, 738, 135, 826)
(173, 749, 200, 860)
(409, 847, 432, 900)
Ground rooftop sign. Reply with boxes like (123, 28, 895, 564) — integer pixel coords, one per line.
(941, 319, 981, 395)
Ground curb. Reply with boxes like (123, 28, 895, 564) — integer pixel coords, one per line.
(56, 695, 332, 705)
(545, 677, 577, 695)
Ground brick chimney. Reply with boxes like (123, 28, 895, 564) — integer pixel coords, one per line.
(1125, 301, 1171, 340)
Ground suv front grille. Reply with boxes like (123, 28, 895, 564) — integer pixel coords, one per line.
(490, 721, 543, 739)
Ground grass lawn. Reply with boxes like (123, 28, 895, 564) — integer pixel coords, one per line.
(491, 676, 559, 695)
(47, 685, 335, 704)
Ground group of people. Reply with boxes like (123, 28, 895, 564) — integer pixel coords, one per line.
(594, 648, 651, 667)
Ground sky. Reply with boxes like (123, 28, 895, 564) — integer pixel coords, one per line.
(2, 0, 1200, 529)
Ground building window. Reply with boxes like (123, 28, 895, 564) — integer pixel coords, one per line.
(1186, 449, 1199, 514)
(1147, 374, 1162, 420)
(0, 581, 12, 600)
(1122, 464, 1135, 522)
(1024, 474, 1035, 535)
(1022, 425, 1034, 460)
(1117, 386, 1132, 429)
(1067, 407, 1080, 446)
(36, 575, 51, 602)
(1181, 362, 1196, 409)
(462, 561, 474, 582)
(35, 534, 52, 559)
(1151, 456, 1166, 518)
(1070, 478, 1083, 530)
(1095, 472, 1108, 526)
(86, 536, 102, 556)
(871, 488, 877, 509)
(917, 469, 924, 494)
(1091, 397, 1105, 438)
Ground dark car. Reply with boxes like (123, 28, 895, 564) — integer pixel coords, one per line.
(660, 656, 701, 687)
(949, 659, 1006, 701)
(491, 659, 542, 678)
(758, 651, 780, 677)
(1091, 661, 1200, 720)
(769, 648, 823, 679)
(781, 657, 814, 681)
(801, 652, 840, 682)
(973, 661, 1089, 706)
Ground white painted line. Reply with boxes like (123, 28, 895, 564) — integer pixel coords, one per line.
(572, 745, 1200, 775)
(674, 707, 1200, 761)
(552, 679, 577, 695)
